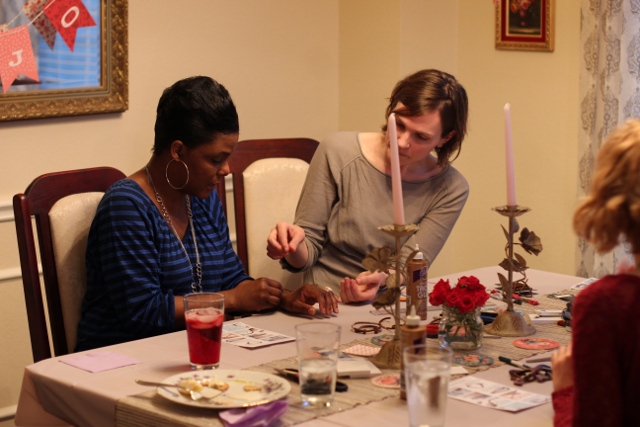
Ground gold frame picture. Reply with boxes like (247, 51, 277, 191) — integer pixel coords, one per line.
(0, 0, 128, 121)
(495, 0, 554, 52)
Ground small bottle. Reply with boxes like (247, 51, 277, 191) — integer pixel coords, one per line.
(399, 305, 426, 400)
(407, 244, 428, 320)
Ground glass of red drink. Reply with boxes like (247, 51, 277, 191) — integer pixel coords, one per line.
(184, 292, 225, 369)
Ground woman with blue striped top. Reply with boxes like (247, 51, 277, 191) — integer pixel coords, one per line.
(75, 76, 338, 351)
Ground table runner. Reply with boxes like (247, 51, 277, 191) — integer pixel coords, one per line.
(115, 291, 574, 426)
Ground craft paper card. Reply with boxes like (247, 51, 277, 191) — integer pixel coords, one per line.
(571, 277, 597, 290)
(448, 377, 551, 412)
(222, 322, 294, 348)
(59, 351, 141, 373)
(337, 354, 381, 378)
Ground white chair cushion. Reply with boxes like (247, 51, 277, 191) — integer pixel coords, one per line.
(49, 192, 104, 353)
(243, 158, 308, 290)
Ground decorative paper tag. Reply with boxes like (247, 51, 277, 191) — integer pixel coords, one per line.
(23, 0, 57, 49)
(343, 344, 380, 357)
(0, 26, 39, 93)
(513, 338, 559, 350)
(370, 334, 394, 347)
(452, 353, 494, 367)
(371, 373, 400, 389)
(44, 0, 96, 51)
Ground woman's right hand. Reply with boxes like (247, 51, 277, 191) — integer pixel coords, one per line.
(339, 271, 387, 303)
(266, 222, 306, 260)
(225, 278, 283, 312)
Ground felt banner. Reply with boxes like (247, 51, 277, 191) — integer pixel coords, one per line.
(43, 0, 95, 52)
(0, 26, 39, 93)
(23, 0, 57, 49)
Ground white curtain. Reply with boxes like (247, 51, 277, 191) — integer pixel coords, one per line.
(577, 0, 640, 277)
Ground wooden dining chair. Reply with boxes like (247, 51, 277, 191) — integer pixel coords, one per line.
(13, 167, 126, 362)
(216, 138, 319, 289)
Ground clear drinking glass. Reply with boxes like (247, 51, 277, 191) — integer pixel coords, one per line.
(295, 322, 341, 407)
(403, 344, 452, 427)
(184, 292, 225, 370)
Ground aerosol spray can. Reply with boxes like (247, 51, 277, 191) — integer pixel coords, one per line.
(406, 244, 428, 320)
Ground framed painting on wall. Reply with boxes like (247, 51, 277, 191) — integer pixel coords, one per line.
(0, 0, 128, 121)
(495, 0, 554, 52)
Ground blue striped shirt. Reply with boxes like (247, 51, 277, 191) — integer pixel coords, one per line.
(75, 179, 249, 351)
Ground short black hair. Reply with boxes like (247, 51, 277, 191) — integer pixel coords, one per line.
(153, 76, 239, 154)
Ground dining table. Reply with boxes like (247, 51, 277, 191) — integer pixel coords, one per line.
(14, 266, 584, 427)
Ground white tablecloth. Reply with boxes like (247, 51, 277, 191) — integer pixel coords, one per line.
(15, 267, 583, 427)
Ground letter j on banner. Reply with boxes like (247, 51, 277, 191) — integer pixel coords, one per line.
(0, 26, 39, 93)
(44, 0, 96, 52)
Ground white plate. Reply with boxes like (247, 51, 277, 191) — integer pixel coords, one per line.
(156, 369, 291, 409)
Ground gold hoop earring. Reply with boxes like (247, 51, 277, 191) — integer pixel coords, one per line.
(165, 159, 190, 190)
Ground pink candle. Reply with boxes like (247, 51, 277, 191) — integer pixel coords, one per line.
(387, 113, 405, 224)
(504, 104, 517, 206)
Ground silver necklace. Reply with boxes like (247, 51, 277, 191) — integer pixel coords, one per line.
(145, 166, 202, 293)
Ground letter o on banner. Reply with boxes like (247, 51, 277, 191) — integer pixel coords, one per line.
(62, 7, 80, 28)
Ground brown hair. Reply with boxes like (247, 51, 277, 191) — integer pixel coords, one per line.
(383, 69, 469, 166)
(574, 119, 640, 255)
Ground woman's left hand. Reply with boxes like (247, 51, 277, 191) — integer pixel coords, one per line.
(279, 284, 339, 316)
(551, 344, 574, 391)
(339, 271, 385, 303)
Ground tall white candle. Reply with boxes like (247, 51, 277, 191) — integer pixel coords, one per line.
(388, 113, 405, 224)
(504, 104, 517, 206)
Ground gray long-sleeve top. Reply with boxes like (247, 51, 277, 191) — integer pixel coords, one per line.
(282, 131, 469, 292)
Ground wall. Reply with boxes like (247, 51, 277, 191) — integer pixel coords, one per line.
(443, 0, 580, 278)
(338, 1, 581, 279)
(0, 0, 581, 423)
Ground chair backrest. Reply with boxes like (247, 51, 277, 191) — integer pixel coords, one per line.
(217, 138, 319, 289)
(13, 167, 126, 362)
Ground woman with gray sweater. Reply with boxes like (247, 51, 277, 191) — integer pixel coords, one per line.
(267, 69, 470, 303)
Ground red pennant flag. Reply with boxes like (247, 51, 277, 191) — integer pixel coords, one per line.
(23, 0, 58, 50)
(0, 26, 39, 94)
(44, 0, 96, 52)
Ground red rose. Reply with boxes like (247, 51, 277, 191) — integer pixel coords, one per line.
(457, 294, 476, 313)
(429, 279, 450, 306)
(473, 290, 490, 307)
(457, 276, 484, 291)
(445, 287, 462, 308)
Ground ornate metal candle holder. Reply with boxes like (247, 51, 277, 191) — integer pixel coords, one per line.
(365, 223, 419, 369)
(484, 205, 541, 337)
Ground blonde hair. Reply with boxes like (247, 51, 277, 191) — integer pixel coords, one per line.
(574, 119, 640, 254)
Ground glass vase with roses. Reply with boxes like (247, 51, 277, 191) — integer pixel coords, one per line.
(429, 276, 490, 350)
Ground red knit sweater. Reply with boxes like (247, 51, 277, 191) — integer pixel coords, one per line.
(552, 274, 640, 426)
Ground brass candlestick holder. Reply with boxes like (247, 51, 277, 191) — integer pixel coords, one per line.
(366, 223, 419, 369)
(484, 205, 539, 337)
